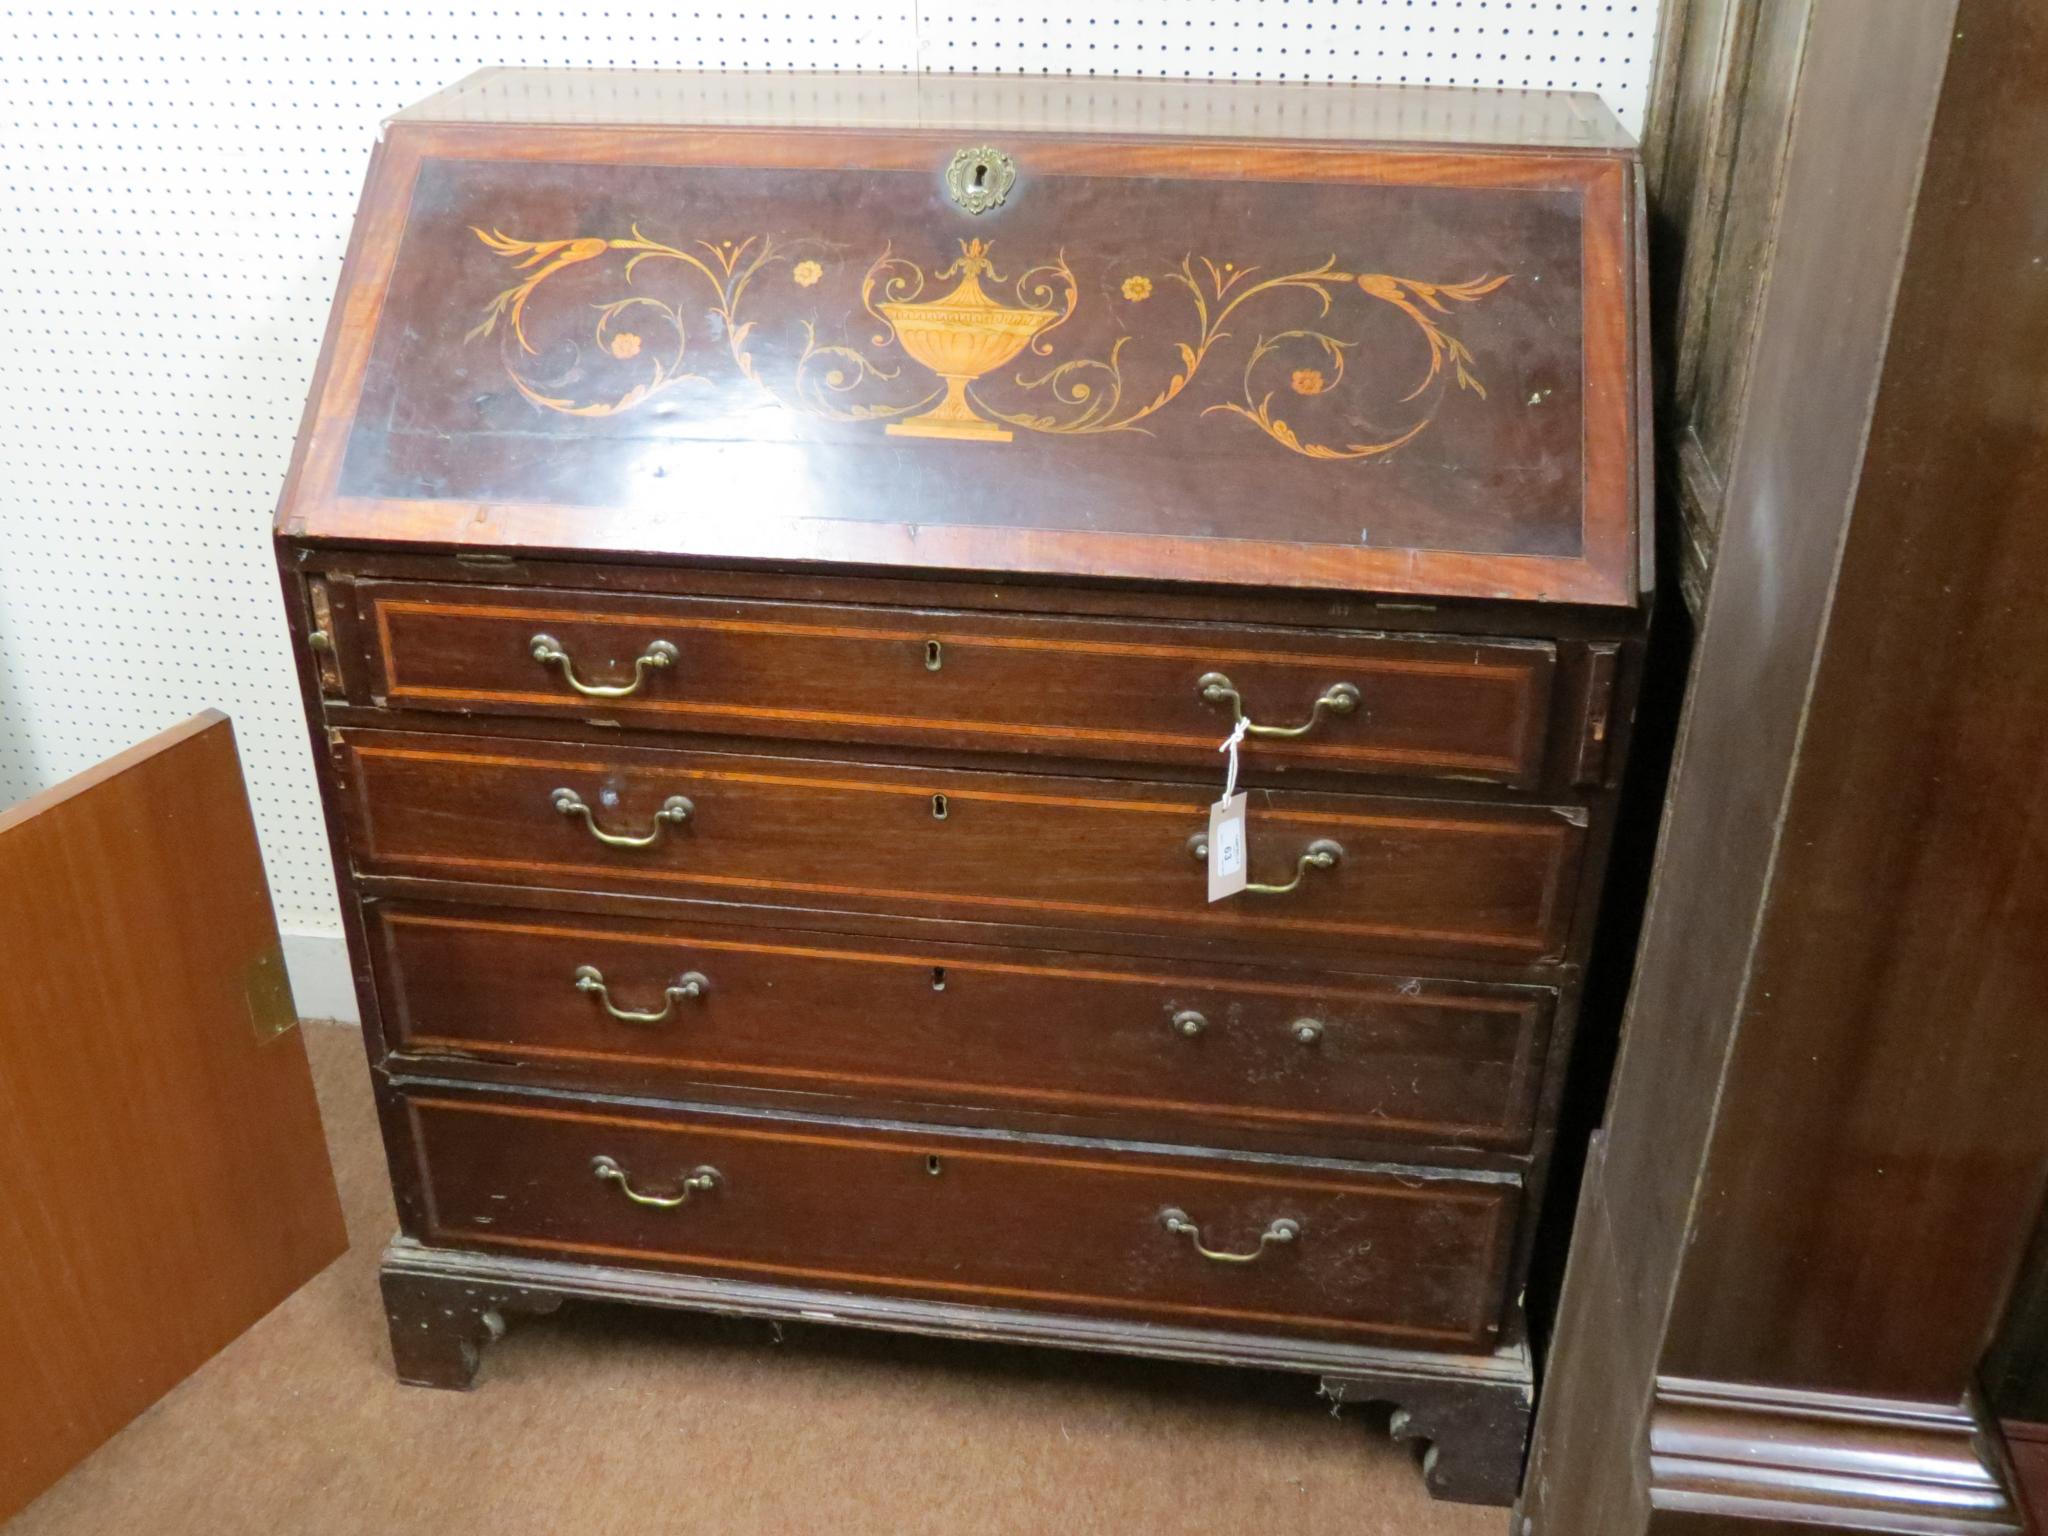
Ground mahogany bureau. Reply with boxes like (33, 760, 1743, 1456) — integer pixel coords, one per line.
(276, 69, 1648, 1505)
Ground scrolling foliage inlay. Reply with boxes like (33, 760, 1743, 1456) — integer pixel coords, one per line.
(467, 225, 1510, 458)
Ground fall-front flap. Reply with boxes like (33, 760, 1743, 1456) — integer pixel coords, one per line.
(279, 74, 1642, 605)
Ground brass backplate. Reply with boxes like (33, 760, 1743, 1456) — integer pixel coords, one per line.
(243, 944, 301, 1042)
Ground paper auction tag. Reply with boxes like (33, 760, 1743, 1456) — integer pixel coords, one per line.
(1208, 715, 1251, 902)
(1207, 791, 1249, 902)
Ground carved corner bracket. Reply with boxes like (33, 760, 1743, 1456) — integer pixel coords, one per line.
(1319, 1364, 1535, 1507)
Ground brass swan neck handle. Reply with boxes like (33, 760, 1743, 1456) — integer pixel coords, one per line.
(573, 964, 708, 1024)
(1160, 1208, 1301, 1264)
(531, 633, 679, 699)
(1187, 833, 1344, 896)
(1197, 671, 1361, 740)
(551, 787, 693, 849)
(592, 1156, 720, 1210)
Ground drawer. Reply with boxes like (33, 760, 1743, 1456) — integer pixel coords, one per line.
(355, 581, 1559, 787)
(368, 902, 1555, 1154)
(339, 731, 1586, 965)
(404, 1090, 1519, 1348)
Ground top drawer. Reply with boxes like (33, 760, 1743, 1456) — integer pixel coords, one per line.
(352, 581, 1558, 787)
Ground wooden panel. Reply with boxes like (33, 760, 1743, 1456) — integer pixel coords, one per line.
(1526, 4, 2048, 1531)
(0, 713, 347, 1522)
(367, 900, 1556, 1154)
(1641, 0, 1809, 611)
(404, 1088, 1519, 1349)
(338, 730, 1586, 964)
(1654, 0, 2048, 1400)
(357, 580, 1560, 787)
(277, 98, 1644, 608)
(1680, 0, 1810, 493)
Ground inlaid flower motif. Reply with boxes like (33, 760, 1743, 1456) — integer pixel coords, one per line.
(793, 259, 824, 288)
(1290, 368, 1327, 396)
(609, 331, 643, 360)
(1120, 274, 1153, 302)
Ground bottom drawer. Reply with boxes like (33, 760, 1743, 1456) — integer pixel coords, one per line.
(405, 1090, 1518, 1350)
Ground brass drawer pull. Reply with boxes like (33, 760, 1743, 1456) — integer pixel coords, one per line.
(1186, 832, 1344, 895)
(1160, 1207, 1300, 1264)
(592, 1155, 720, 1209)
(530, 632, 679, 699)
(551, 787, 693, 848)
(573, 964, 708, 1024)
(1197, 671, 1361, 739)
(1175, 1012, 1323, 1043)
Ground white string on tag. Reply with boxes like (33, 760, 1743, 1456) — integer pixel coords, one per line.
(1218, 715, 1249, 801)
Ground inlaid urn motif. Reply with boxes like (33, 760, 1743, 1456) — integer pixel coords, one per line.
(877, 239, 1063, 442)
(464, 222, 1511, 461)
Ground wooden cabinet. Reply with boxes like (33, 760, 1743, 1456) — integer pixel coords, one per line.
(277, 68, 1649, 1507)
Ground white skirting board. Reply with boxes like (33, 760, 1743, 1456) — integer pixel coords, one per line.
(282, 930, 360, 1026)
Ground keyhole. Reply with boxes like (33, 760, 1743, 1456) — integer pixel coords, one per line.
(972, 161, 987, 189)
(931, 967, 947, 992)
(932, 793, 949, 820)
(925, 1155, 944, 1177)
(924, 639, 943, 671)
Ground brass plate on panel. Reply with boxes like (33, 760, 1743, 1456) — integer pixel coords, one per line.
(244, 945, 301, 1042)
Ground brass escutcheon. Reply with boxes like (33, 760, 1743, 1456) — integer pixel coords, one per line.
(944, 145, 1017, 215)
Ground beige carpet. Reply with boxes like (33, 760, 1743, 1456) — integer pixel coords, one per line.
(8, 1022, 1505, 1536)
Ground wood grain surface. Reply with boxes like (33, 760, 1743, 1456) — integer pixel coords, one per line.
(0, 713, 347, 1521)
(277, 78, 1643, 607)
(1523, 4, 2048, 1530)
(356, 580, 1562, 787)
(365, 899, 1556, 1157)
(402, 1086, 1519, 1349)
(336, 729, 1588, 964)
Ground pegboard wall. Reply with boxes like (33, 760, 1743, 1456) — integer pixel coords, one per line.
(0, 3, 1659, 1016)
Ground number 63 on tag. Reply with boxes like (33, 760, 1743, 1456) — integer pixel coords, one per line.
(1207, 792, 1249, 902)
